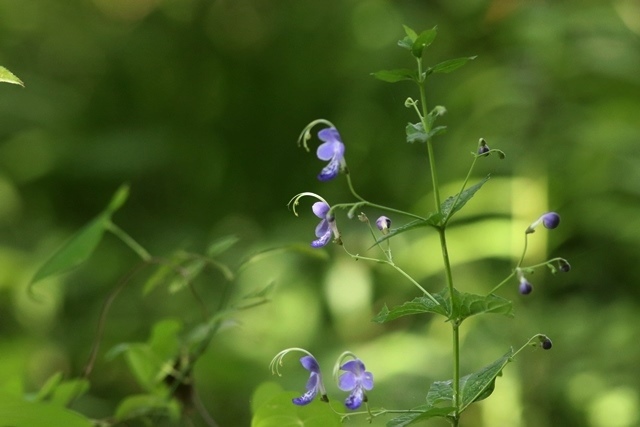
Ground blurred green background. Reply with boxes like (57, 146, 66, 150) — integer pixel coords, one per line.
(2, 0, 640, 426)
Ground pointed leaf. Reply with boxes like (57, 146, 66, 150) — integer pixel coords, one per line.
(459, 350, 512, 410)
(402, 25, 418, 41)
(30, 214, 110, 286)
(372, 292, 449, 323)
(207, 234, 239, 257)
(30, 185, 130, 286)
(440, 175, 490, 224)
(371, 69, 416, 83)
(411, 27, 437, 58)
(0, 66, 24, 86)
(35, 372, 64, 401)
(50, 379, 90, 407)
(428, 56, 477, 74)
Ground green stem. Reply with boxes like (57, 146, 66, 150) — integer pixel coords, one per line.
(488, 233, 529, 294)
(107, 222, 152, 261)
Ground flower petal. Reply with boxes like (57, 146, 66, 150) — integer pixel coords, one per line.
(312, 201, 330, 219)
(361, 371, 374, 390)
(338, 371, 357, 391)
(344, 387, 365, 410)
(340, 359, 365, 375)
(316, 141, 336, 161)
(315, 219, 329, 238)
(293, 386, 317, 406)
(300, 355, 321, 373)
(311, 229, 332, 247)
(318, 158, 340, 181)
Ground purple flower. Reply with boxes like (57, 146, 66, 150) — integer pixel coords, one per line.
(541, 212, 560, 229)
(311, 201, 340, 248)
(293, 355, 328, 405)
(519, 277, 533, 295)
(526, 212, 561, 234)
(316, 127, 345, 181)
(376, 216, 391, 234)
(338, 359, 374, 410)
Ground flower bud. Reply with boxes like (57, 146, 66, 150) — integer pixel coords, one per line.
(477, 138, 490, 156)
(376, 216, 391, 235)
(541, 337, 553, 350)
(519, 277, 533, 295)
(558, 259, 571, 273)
(526, 212, 561, 234)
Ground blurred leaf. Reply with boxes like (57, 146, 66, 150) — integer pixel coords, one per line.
(114, 394, 180, 422)
(251, 390, 341, 427)
(0, 392, 92, 427)
(402, 25, 418, 41)
(34, 372, 63, 401)
(168, 258, 205, 293)
(371, 69, 416, 83)
(440, 175, 490, 224)
(30, 185, 130, 286)
(427, 56, 477, 74)
(0, 66, 24, 86)
(50, 379, 90, 407)
(251, 382, 284, 414)
(148, 318, 182, 359)
(372, 292, 449, 323)
(398, 25, 417, 50)
(406, 122, 426, 144)
(412, 27, 438, 58)
(387, 406, 455, 427)
(143, 259, 180, 295)
(207, 235, 240, 257)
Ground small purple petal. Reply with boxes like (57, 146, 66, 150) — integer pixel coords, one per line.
(361, 372, 374, 390)
(318, 127, 343, 146)
(376, 216, 391, 232)
(317, 141, 336, 161)
(338, 371, 357, 391)
(293, 387, 317, 405)
(519, 279, 533, 295)
(341, 359, 365, 374)
(312, 202, 330, 219)
(315, 219, 329, 238)
(300, 355, 320, 373)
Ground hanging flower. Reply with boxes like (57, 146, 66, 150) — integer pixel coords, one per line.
(316, 127, 345, 181)
(338, 358, 374, 410)
(311, 201, 341, 248)
(270, 349, 328, 406)
(375, 216, 391, 235)
(526, 212, 561, 234)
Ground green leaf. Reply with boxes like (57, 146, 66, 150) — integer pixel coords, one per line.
(115, 394, 180, 422)
(411, 27, 437, 58)
(35, 372, 63, 401)
(372, 292, 449, 323)
(398, 25, 417, 50)
(148, 318, 182, 359)
(50, 379, 90, 407)
(30, 185, 130, 286)
(452, 289, 513, 323)
(387, 405, 455, 427)
(440, 175, 491, 224)
(30, 214, 111, 286)
(428, 56, 477, 74)
(402, 25, 418, 41)
(251, 382, 285, 414)
(371, 69, 416, 83)
(0, 392, 93, 427)
(207, 234, 240, 257)
(0, 66, 24, 86)
(251, 390, 341, 427)
(459, 350, 512, 410)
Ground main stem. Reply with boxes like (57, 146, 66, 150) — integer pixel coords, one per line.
(418, 57, 460, 425)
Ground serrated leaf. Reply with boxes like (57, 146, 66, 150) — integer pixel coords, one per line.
(115, 394, 180, 422)
(372, 69, 416, 83)
(0, 66, 24, 86)
(411, 27, 437, 58)
(372, 292, 449, 323)
(30, 185, 130, 286)
(452, 289, 513, 323)
(440, 175, 490, 225)
(0, 392, 93, 427)
(428, 56, 477, 74)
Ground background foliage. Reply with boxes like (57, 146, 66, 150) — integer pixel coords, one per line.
(1, 0, 639, 426)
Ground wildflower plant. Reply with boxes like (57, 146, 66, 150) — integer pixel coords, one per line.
(258, 26, 570, 426)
